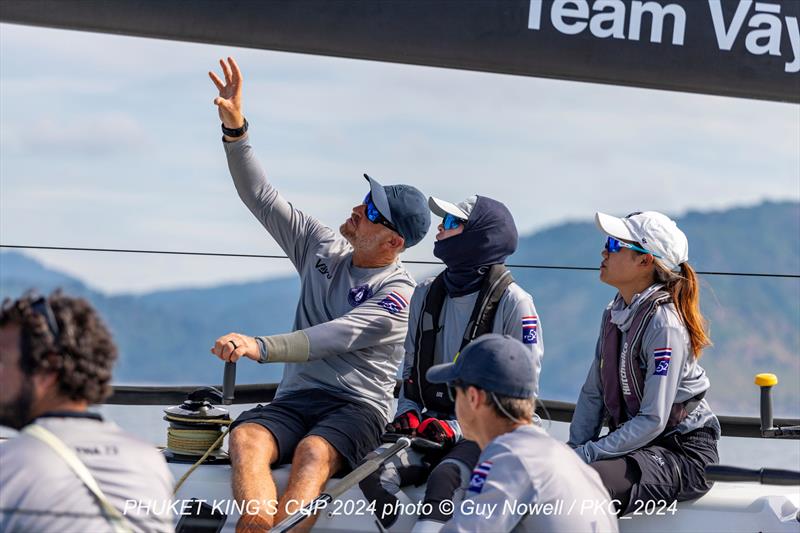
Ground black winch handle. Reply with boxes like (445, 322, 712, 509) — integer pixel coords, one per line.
(223, 361, 236, 405)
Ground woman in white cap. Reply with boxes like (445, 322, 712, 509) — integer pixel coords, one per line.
(568, 211, 721, 515)
(361, 195, 543, 532)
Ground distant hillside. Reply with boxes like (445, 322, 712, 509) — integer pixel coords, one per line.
(1, 201, 798, 416)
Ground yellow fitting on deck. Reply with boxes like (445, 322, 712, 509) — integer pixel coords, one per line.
(754, 373, 778, 387)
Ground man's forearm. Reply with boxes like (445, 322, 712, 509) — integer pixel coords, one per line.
(257, 331, 310, 363)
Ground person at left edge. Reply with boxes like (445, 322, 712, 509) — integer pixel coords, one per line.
(207, 57, 430, 532)
(0, 291, 174, 533)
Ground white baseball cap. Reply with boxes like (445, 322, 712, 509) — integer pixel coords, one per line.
(595, 211, 688, 272)
(428, 195, 477, 221)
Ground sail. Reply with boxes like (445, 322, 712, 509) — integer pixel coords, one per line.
(1, 0, 798, 103)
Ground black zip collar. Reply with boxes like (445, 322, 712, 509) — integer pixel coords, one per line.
(34, 411, 104, 422)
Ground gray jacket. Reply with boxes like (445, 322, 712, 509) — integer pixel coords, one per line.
(224, 136, 417, 421)
(568, 284, 720, 463)
(441, 425, 618, 533)
(0, 415, 174, 533)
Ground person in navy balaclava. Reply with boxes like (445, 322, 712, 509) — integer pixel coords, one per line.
(361, 195, 545, 531)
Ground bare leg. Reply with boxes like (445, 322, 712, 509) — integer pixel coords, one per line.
(274, 435, 343, 533)
(229, 423, 280, 532)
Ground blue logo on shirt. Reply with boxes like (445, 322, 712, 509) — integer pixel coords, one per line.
(348, 284, 373, 307)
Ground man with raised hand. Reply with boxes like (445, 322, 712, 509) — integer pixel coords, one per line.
(427, 334, 618, 533)
(207, 57, 431, 531)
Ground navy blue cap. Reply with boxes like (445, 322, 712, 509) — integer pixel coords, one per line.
(426, 334, 536, 399)
(364, 174, 430, 248)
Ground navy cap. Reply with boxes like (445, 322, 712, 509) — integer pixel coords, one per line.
(364, 174, 430, 248)
(426, 334, 536, 399)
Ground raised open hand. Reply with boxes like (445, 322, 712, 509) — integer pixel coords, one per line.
(209, 56, 244, 130)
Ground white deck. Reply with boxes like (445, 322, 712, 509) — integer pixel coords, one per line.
(170, 462, 800, 532)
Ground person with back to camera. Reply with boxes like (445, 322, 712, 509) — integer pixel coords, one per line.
(427, 333, 618, 532)
(569, 211, 720, 515)
(0, 291, 174, 533)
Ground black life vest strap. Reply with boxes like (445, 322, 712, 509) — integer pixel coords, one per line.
(404, 265, 514, 413)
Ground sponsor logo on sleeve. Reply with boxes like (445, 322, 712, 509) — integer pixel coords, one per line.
(467, 461, 493, 494)
(378, 291, 409, 315)
(348, 284, 373, 307)
(522, 316, 538, 344)
(653, 347, 672, 376)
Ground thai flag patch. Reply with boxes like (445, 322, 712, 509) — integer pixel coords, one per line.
(467, 461, 493, 494)
(378, 291, 408, 315)
(522, 316, 538, 344)
(653, 347, 672, 376)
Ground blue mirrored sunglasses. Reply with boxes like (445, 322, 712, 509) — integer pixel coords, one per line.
(442, 213, 465, 231)
(363, 193, 399, 233)
(605, 236, 661, 258)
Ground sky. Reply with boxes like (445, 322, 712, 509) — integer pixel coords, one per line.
(1, 23, 798, 294)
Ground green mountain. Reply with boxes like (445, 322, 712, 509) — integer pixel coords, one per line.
(1, 201, 797, 417)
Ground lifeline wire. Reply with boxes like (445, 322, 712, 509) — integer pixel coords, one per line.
(2, 244, 798, 279)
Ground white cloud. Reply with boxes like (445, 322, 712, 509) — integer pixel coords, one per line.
(0, 23, 798, 293)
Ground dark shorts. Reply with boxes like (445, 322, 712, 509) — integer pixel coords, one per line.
(230, 389, 385, 471)
(592, 427, 719, 515)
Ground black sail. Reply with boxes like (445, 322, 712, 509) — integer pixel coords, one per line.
(1, 0, 798, 103)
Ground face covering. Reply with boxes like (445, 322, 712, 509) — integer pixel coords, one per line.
(433, 196, 518, 297)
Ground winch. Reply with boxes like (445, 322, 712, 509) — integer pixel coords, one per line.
(163, 387, 231, 464)
(164, 362, 238, 496)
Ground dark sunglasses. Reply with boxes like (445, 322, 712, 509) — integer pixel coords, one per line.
(363, 192, 399, 233)
(446, 379, 473, 402)
(604, 236, 661, 258)
(30, 296, 61, 341)
(442, 213, 465, 231)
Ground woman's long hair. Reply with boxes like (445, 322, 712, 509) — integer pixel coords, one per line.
(653, 262, 711, 358)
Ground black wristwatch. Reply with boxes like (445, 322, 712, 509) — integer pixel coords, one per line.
(222, 117, 248, 137)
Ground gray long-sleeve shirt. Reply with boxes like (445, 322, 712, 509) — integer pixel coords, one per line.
(441, 424, 618, 533)
(224, 136, 416, 421)
(0, 415, 174, 533)
(395, 277, 543, 436)
(568, 285, 721, 463)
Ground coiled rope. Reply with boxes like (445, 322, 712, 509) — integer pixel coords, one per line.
(164, 413, 231, 495)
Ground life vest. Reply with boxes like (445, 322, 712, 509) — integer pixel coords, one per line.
(599, 289, 704, 432)
(404, 264, 514, 413)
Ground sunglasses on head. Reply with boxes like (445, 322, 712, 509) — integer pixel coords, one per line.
(363, 192, 399, 233)
(604, 236, 661, 258)
(30, 296, 61, 340)
(442, 213, 465, 231)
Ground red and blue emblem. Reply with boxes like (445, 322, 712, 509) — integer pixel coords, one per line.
(653, 347, 672, 376)
(522, 316, 538, 345)
(467, 460, 493, 494)
(379, 291, 409, 315)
